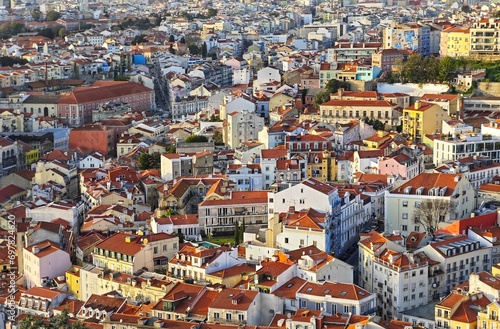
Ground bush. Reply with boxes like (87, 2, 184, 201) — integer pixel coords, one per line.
(185, 135, 208, 143)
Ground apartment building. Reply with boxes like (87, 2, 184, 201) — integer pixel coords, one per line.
(92, 232, 179, 274)
(402, 101, 451, 143)
(418, 235, 492, 295)
(434, 156, 500, 190)
(435, 291, 490, 329)
(225, 109, 265, 149)
(470, 18, 500, 57)
(319, 98, 398, 126)
(384, 173, 475, 236)
(440, 26, 470, 58)
(296, 281, 376, 316)
(383, 23, 431, 56)
(359, 231, 431, 320)
(433, 134, 500, 166)
(198, 190, 268, 235)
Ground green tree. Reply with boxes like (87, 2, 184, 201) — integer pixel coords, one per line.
(51, 309, 69, 329)
(461, 5, 471, 12)
(71, 321, 88, 329)
(324, 79, 349, 94)
(0, 56, 28, 66)
(213, 130, 224, 145)
(20, 315, 46, 329)
(31, 9, 42, 21)
(201, 42, 208, 58)
(37, 27, 54, 39)
(240, 219, 245, 243)
(46, 10, 62, 21)
(234, 221, 240, 246)
(188, 44, 201, 55)
(207, 8, 218, 17)
(313, 90, 331, 108)
(131, 35, 147, 45)
(165, 145, 176, 153)
(150, 152, 161, 169)
(185, 135, 208, 143)
(58, 27, 69, 38)
(138, 153, 152, 170)
(438, 56, 456, 84)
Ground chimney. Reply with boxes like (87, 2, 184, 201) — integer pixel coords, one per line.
(414, 101, 421, 110)
(288, 206, 295, 214)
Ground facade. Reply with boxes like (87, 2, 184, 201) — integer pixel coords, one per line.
(207, 288, 260, 325)
(384, 23, 431, 56)
(470, 18, 500, 57)
(402, 101, 451, 143)
(57, 81, 154, 127)
(440, 26, 470, 58)
(69, 124, 116, 157)
(384, 173, 475, 236)
(24, 240, 72, 289)
(225, 109, 265, 149)
(92, 232, 179, 274)
(320, 99, 399, 126)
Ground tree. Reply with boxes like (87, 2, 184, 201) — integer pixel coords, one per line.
(38, 27, 54, 39)
(150, 152, 161, 169)
(413, 199, 454, 236)
(188, 44, 201, 55)
(31, 9, 42, 21)
(438, 56, 456, 84)
(51, 309, 69, 329)
(461, 5, 471, 13)
(165, 145, 176, 154)
(20, 315, 45, 329)
(131, 35, 147, 45)
(240, 219, 245, 243)
(58, 27, 69, 38)
(234, 221, 240, 246)
(0, 56, 28, 66)
(324, 79, 349, 94)
(180, 36, 186, 44)
(213, 130, 224, 145)
(71, 321, 88, 329)
(201, 42, 208, 58)
(207, 8, 218, 17)
(185, 135, 208, 143)
(168, 34, 175, 43)
(138, 153, 152, 170)
(46, 10, 62, 21)
(313, 90, 331, 108)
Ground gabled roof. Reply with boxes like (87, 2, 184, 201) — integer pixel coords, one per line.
(297, 281, 372, 301)
(209, 288, 258, 311)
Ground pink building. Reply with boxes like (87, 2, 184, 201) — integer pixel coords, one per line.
(378, 154, 420, 179)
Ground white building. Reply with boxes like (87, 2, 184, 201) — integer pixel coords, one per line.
(226, 163, 263, 191)
(24, 240, 72, 289)
(225, 109, 265, 149)
(384, 173, 475, 236)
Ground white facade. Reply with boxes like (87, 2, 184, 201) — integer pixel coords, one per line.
(23, 242, 72, 289)
(225, 110, 265, 149)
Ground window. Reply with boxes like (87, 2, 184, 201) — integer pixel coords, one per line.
(402, 201, 408, 207)
(300, 239, 305, 246)
(226, 313, 232, 321)
(238, 314, 244, 322)
(402, 213, 408, 219)
(402, 225, 408, 231)
(285, 238, 289, 243)
(214, 313, 220, 319)
(163, 245, 167, 251)
(154, 247, 158, 254)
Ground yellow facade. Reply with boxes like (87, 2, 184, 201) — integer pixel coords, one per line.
(25, 149, 40, 165)
(440, 26, 470, 58)
(307, 151, 337, 181)
(402, 101, 450, 142)
(65, 265, 81, 300)
(478, 302, 500, 329)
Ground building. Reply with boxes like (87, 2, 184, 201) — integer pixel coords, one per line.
(384, 23, 431, 56)
(24, 240, 72, 289)
(198, 190, 268, 235)
(440, 26, 470, 58)
(296, 281, 376, 316)
(69, 124, 116, 157)
(225, 110, 265, 149)
(207, 288, 261, 325)
(92, 232, 179, 274)
(372, 49, 407, 72)
(418, 235, 492, 295)
(384, 173, 475, 236)
(57, 81, 154, 127)
(402, 101, 451, 143)
(470, 18, 500, 58)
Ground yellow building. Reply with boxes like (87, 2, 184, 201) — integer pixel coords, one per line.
(307, 150, 337, 181)
(436, 291, 490, 329)
(440, 26, 470, 58)
(402, 101, 450, 142)
(204, 264, 256, 287)
(478, 301, 500, 329)
(24, 149, 39, 165)
(363, 131, 392, 149)
(65, 265, 81, 300)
